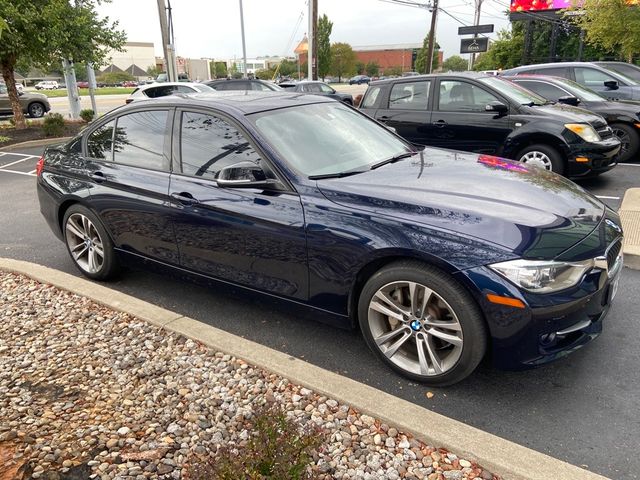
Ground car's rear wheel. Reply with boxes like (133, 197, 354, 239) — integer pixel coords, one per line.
(63, 205, 119, 280)
(358, 261, 487, 386)
(517, 144, 564, 174)
(28, 102, 46, 118)
(611, 123, 639, 162)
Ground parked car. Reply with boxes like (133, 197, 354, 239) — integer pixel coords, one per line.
(0, 84, 51, 117)
(122, 81, 138, 88)
(15, 83, 24, 93)
(36, 91, 624, 385)
(205, 78, 282, 92)
(349, 75, 371, 85)
(279, 81, 353, 104)
(156, 73, 191, 83)
(500, 62, 640, 101)
(359, 73, 621, 176)
(35, 81, 60, 90)
(76, 81, 89, 89)
(125, 82, 213, 104)
(593, 61, 640, 83)
(507, 74, 640, 162)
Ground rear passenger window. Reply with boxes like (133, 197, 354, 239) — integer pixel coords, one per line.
(180, 111, 263, 179)
(87, 120, 115, 160)
(389, 81, 430, 110)
(113, 111, 169, 170)
(144, 86, 176, 98)
(361, 86, 381, 108)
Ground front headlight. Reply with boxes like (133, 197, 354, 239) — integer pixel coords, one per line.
(565, 123, 601, 143)
(489, 258, 596, 294)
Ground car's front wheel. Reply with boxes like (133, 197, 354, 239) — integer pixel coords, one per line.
(28, 102, 46, 118)
(611, 123, 639, 163)
(517, 144, 564, 174)
(358, 261, 487, 386)
(63, 205, 119, 280)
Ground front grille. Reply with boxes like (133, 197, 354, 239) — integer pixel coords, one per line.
(597, 126, 614, 140)
(606, 238, 622, 270)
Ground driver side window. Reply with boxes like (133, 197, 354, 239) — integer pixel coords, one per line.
(438, 80, 498, 112)
(179, 111, 265, 180)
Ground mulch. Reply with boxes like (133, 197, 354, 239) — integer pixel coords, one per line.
(0, 123, 85, 148)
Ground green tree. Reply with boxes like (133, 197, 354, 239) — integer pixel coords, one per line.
(414, 33, 440, 74)
(278, 59, 298, 77)
(0, 17, 7, 38)
(365, 61, 380, 77)
(385, 66, 403, 76)
(330, 43, 356, 82)
(569, 0, 640, 62)
(147, 65, 162, 78)
(97, 71, 134, 85)
(317, 14, 333, 80)
(213, 61, 228, 78)
(355, 61, 365, 75)
(0, 0, 125, 128)
(442, 55, 468, 72)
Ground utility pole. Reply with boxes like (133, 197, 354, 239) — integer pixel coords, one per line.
(426, 0, 439, 74)
(239, 0, 248, 78)
(62, 59, 81, 119)
(311, 0, 318, 80)
(307, 0, 314, 80)
(468, 0, 484, 70)
(157, 0, 177, 81)
(86, 63, 98, 115)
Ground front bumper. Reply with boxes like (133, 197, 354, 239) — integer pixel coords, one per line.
(455, 257, 622, 370)
(565, 137, 621, 177)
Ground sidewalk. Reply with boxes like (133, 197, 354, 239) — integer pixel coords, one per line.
(0, 259, 610, 480)
(620, 188, 640, 270)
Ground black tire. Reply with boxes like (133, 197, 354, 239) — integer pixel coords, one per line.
(28, 102, 46, 118)
(610, 123, 640, 163)
(358, 261, 487, 386)
(516, 143, 564, 175)
(62, 204, 119, 280)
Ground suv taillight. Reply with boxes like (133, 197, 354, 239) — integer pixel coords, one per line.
(36, 156, 45, 176)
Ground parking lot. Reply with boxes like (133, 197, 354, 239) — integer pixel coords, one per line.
(1, 143, 639, 479)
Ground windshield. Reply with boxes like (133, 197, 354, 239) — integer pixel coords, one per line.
(193, 84, 214, 92)
(554, 77, 606, 102)
(251, 102, 412, 177)
(480, 76, 548, 105)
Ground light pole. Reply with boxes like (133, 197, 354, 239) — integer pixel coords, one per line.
(239, 0, 248, 78)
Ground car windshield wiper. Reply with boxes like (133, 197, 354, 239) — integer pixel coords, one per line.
(308, 168, 369, 180)
(369, 152, 415, 170)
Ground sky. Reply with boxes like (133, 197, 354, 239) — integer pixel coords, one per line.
(97, 0, 512, 61)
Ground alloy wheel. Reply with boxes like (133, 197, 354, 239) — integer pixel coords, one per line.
(65, 213, 105, 274)
(367, 281, 464, 376)
(519, 151, 553, 170)
(29, 103, 44, 118)
(611, 127, 630, 156)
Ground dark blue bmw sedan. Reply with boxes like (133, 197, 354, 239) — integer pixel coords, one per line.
(36, 92, 624, 385)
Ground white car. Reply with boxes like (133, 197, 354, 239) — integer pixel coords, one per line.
(126, 82, 213, 104)
(35, 81, 59, 90)
(15, 83, 24, 93)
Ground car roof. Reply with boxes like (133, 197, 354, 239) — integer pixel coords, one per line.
(112, 91, 334, 116)
(369, 71, 490, 86)
(140, 81, 203, 90)
(508, 62, 600, 71)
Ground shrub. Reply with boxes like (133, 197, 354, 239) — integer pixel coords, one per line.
(42, 113, 65, 137)
(187, 402, 324, 480)
(0, 136, 9, 144)
(80, 109, 95, 123)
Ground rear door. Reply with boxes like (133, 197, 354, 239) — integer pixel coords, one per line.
(84, 108, 179, 265)
(430, 78, 513, 154)
(168, 108, 309, 299)
(573, 66, 630, 100)
(370, 80, 433, 145)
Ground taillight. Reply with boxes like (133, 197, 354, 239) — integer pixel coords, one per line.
(36, 156, 45, 176)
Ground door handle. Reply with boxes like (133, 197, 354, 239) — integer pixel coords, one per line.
(432, 120, 447, 128)
(170, 192, 199, 206)
(90, 171, 105, 183)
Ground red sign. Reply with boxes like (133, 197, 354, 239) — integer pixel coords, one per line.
(511, 0, 638, 12)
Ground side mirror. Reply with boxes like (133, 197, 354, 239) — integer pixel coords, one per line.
(216, 161, 278, 189)
(485, 101, 509, 115)
(604, 80, 619, 90)
(558, 95, 580, 106)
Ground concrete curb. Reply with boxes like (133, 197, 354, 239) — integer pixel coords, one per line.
(619, 188, 640, 271)
(0, 136, 72, 151)
(0, 258, 609, 480)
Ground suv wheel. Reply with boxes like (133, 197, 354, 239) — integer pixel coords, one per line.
(517, 144, 564, 174)
(358, 261, 487, 386)
(28, 102, 46, 118)
(611, 123, 639, 163)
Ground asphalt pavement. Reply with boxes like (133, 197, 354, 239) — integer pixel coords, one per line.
(1, 145, 639, 479)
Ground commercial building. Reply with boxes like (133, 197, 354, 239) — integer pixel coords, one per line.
(103, 41, 157, 79)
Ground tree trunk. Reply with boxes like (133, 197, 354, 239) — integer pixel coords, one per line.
(0, 55, 27, 129)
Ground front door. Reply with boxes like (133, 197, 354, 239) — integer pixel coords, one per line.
(429, 79, 513, 154)
(169, 109, 308, 300)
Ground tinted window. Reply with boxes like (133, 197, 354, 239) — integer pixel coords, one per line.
(513, 80, 569, 101)
(180, 111, 262, 179)
(439, 80, 498, 112)
(217, 81, 250, 91)
(575, 67, 618, 87)
(319, 84, 334, 93)
(361, 86, 381, 108)
(144, 86, 176, 98)
(87, 120, 115, 160)
(113, 111, 168, 170)
(389, 81, 430, 110)
(536, 67, 570, 77)
(176, 85, 196, 94)
(251, 81, 272, 91)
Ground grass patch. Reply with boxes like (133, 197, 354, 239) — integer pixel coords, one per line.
(40, 87, 135, 97)
(0, 136, 10, 144)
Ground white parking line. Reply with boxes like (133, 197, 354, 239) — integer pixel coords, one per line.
(0, 156, 37, 169)
(596, 195, 621, 200)
(28, 170, 36, 174)
(0, 152, 38, 158)
(618, 163, 640, 166)
(0, 169, 35, 177)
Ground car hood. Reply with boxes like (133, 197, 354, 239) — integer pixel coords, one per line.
(316, 149, 605, 259)
(23, 92, 49, 102)
(521, 103, 608, 128)
(584, 100, 640, 120)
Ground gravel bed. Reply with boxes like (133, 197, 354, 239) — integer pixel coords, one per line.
(0, 272, 500, 480)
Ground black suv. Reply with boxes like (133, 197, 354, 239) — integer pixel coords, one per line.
(359, 73, 621, 176)
(205, 78, 282, 92)
(279, 81, 353, 104)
